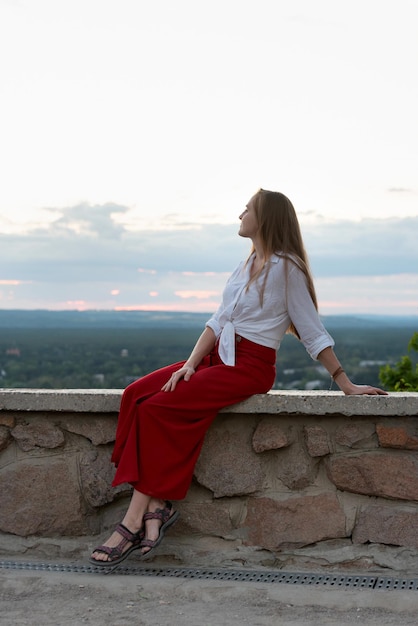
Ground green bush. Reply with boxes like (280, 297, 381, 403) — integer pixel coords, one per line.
(379, 332, 418, 391)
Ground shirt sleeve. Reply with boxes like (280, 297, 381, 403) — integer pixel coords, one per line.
(285, 264, 334, 360)
(205, 261, 243, 341)
(205, 306, 223, 339)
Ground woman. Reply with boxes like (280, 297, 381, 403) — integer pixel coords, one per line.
(90, 189, 387, 568)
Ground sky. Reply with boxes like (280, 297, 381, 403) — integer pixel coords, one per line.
(0, 0, 417, 316)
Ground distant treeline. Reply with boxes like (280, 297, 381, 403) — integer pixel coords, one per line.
(0, 311, 416, 390)
(0, 309, 417, 329)
(0, 309, 210, 329)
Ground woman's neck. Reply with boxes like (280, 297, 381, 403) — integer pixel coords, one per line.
(250, 250, 265, 278)
(251, 236, 264, 262)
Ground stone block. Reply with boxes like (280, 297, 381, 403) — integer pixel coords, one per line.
(0, 425, 11, 451)
(326, 452, 418, 501)
(304, 425, 330, 457)
(177, 501, 235, 537)
(0, 415, 15, 428)
(275, 441, 318, 490)
(335, 422, 376, 448)
(353, 504, 418, 548)
(194, 419, 265, 497)
(252, 418, 289, 453)
(376, 423, 418, 450)
(0, 457, 88, 536)
(79, 446, 128, 507)
(244, 494, 346, 549)
(60, 415, 116, 445)
(11, 421, 65, 452)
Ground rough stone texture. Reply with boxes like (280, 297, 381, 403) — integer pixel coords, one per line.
(244, 494, 346, 549)
(353, 503, 418, 548)
(0, 457, 90, 536)
(326, 452, 418, 501)
(176, 501, 236, 537)
(60, 415, 116, 445)
(0, 425, 11, 451)
(11, 420, 65, 452)
(376, 422, 418, 450)
(79, 446, 128, 508)
(334, 422, 377, 448)
(304, 425, 330, 457)
(79, 449, 111, 508)
(0, 414, 15, 428)
(194, 418, 265, 497)
(252, 417, 289, 453)
(274, 440, 318, 490)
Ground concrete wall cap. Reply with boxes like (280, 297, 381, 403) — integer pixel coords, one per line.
(0, 389, 417, 417)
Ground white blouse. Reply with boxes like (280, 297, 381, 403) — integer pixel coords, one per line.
(206, 253, 334, 366)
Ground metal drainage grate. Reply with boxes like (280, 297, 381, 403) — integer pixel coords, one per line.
(1, 560, 418, 591)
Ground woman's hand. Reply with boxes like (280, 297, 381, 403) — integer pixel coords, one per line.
(161, 364, 196, 392)
(343, 383, 388, 396)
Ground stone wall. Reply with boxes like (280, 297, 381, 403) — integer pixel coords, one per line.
(1, 389, 418, 572)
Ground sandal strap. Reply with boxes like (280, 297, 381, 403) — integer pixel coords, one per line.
(140, 538, 158, 549)
(143, 501, 173, 525)
(143, 511, 164, 522)
(92, 542, 127, 559)
(92, 544, 115, 557)
(115, 522, 142, 542)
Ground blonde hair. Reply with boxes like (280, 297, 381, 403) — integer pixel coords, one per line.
(246, 188, 318, 337)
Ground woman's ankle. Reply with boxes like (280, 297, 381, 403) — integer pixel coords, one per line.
(148, 497, 165, 511)
(121, 491, 152, 530)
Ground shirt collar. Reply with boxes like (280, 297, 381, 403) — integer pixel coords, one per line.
(250, 252, 281, 264)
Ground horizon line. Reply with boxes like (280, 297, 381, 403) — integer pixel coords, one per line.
(0, 308, 417, 319)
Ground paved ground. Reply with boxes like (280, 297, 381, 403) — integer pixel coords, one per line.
(2, 558, 418, 626)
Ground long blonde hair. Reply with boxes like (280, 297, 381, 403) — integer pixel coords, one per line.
(245, 188, 318, 337)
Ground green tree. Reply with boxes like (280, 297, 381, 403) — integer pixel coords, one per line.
(379, 332, 418, 391)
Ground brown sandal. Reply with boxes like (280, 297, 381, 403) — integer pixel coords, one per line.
(89, 522, 144, 568)
(140, 500, 179, 559)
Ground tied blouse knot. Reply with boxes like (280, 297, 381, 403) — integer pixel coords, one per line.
(205, 253, 334, 366)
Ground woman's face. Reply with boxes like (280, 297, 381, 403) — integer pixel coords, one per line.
(238, 196, 259, 239)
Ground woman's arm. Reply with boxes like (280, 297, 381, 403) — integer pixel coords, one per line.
(162, 326, 217, 392)
(317, 346, 388, 395)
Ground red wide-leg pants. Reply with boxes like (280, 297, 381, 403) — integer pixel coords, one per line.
(111, 336, 276, 500)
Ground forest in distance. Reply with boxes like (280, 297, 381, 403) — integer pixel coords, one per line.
(1, 310, 417, 391)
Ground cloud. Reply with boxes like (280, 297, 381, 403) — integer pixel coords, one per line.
(387, 188, 414, 193)
(175, 290, 220, 299)
(0, 204, 249, 284)
(138, 268, 157, 275)
(316, 274, 418, 316)
(43, 202, 128, 238)
(303, 216, 418, 277)
(0, 279, 28, 285)
(1, 203, 417, 312)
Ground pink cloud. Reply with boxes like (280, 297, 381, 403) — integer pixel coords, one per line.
(175, 290, 220, 299)
(115, 300, 219, 313)
(181, 271, 219, 277)
(65, 300, 88, 311)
